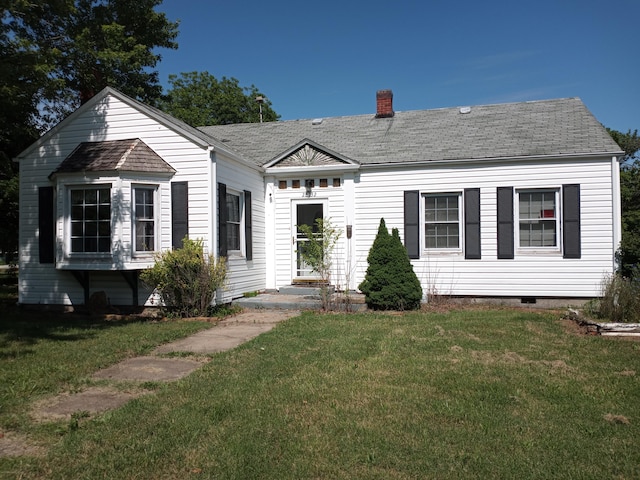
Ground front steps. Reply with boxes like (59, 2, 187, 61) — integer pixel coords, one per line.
(233, 285, 366, 311)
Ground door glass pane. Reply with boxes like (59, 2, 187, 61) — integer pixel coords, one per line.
(295, 203, 323, 277)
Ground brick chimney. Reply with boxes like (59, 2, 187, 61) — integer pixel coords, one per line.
(375, 89, 394, 118)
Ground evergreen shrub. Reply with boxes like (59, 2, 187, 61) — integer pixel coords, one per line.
(359, 218, 423, 310)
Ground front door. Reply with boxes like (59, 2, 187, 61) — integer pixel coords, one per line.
(293, 201, 324, 279)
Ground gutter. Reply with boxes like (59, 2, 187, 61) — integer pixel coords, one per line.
(359, 151, 626, 170)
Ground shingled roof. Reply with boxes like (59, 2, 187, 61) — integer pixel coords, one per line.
(51, 138, 176, 177)
(198, 97, 622, 167)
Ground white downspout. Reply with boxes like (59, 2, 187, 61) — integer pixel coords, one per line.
(209, 148, 217, 259)
(612, 155, 622, 271)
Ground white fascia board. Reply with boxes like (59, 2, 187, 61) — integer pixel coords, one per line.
(212, 145, 264, 173)
(359, 151, 626, 170)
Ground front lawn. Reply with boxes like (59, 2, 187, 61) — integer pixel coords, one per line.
(2, 305, 639, 479)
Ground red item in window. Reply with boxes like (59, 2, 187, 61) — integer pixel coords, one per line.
(541, 209, 555, 218)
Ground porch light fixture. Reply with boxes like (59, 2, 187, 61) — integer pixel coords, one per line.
(305, 179, 314, 197)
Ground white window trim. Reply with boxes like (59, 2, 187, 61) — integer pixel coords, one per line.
(132, 184, 159, 257)
(515, 188, 561, 254)
(65, 183, 113, 258)
(226, 189, 244, 256)
(421, 191, 463, 254)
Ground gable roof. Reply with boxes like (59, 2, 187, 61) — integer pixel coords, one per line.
(50, 138, 176, 178)
(15, 87, 242, 163)
(199, 97, 623, 167)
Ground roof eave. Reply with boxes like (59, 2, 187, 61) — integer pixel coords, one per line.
(359, 151, 626, 169)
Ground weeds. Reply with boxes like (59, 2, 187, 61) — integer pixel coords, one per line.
(584, 273, 640, 323)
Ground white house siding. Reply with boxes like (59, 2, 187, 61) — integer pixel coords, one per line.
(269, 173, 351, 290)
(353, 157, 617, 299)
(215, 155, 266, 301)
(18, 94, 212, 306)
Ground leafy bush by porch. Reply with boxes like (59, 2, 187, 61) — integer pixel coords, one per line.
(359, 218, 423, 310)
(140, 238, 227, 317)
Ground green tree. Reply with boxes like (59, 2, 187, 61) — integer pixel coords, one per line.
(159, 71, 279, 126)
(1, 0, 178, 257)
(608, 128, 640, 278)
(359, 219, 423, 310)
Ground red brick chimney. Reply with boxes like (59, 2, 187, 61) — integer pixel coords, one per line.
(375, 89, 394, 118)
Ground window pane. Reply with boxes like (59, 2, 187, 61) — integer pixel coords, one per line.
(71, 206, 84, 221)
(226, 193, 240, 222)
(71, 222, 83, 237)
(228, 223, 240, 251)
(425, 194, 460, 249)
(98, 188, 110, 203)
(134, 188, 155, 252)
(85, 189, 97, 204)
(71, 190, 84, 204)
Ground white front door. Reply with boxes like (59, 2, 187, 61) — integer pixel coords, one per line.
(292, 201, 325, 279)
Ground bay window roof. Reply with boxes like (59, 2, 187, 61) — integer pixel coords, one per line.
(50, 138, 175, 178)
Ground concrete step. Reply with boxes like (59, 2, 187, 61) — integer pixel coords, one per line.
(233, 292, 367, 312)
(279, 285, 335, 296)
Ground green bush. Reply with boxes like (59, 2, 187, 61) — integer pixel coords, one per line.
(584, 272, 640, 323)
(359, 219, 423, 310)
(140, 238, 227, 317)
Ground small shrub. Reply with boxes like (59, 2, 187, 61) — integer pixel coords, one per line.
(297, 217, 341, 310)
(585, 273, 640, 323)
(359, 219, 423, 310)
(140, 238, 227, 318)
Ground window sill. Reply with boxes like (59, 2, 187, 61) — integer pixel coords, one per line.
(422, 250, 463, 256)
(515, 248, 562, 256)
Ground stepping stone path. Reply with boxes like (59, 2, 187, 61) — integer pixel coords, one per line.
(1, 309, 299, 458)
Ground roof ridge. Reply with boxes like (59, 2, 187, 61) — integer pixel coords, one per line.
(115, 138, 140, 170)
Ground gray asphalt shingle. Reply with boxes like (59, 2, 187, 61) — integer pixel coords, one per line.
(198, 98, 622, 167)
(51, 138, 176, 176)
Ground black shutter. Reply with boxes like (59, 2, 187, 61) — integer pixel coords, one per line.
(562, 184, 581, 259)
(218, 182, 227, 257)
(464, 188, 481, 259)
(38, 186, 55, 263)
(497, 187, 514, 259)
(244, 190, 252, 261)
(404, 190, 420, 259)
(171, 182, 188, 249)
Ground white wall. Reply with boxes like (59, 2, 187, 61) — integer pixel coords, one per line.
(215, 154, 266, 301)
(267, 171, 356, 290)
(353, 157, 617, 298)
(18, 94, 212, 306)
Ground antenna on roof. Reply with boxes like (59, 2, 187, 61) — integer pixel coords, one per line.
(256, 96, 264, 123)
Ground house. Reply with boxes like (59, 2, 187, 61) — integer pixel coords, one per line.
(16, 87, 623, 308)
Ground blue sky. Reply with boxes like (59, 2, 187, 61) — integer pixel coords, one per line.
(157, 0, 639, 132)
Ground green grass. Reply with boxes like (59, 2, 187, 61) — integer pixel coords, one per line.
(2, 289, 640, 478)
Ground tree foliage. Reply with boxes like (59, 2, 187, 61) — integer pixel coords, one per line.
(140, 238, 227, 317)
(1, 0, 177, 256)
(359, 219, 423, 310)
(608, 128, 640, 278)
(159, 71, 279, 126)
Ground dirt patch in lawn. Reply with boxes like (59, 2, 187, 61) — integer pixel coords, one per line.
(0, 430, 46, 458)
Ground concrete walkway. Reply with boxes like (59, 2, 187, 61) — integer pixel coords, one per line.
(30, 309, 300, 422)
